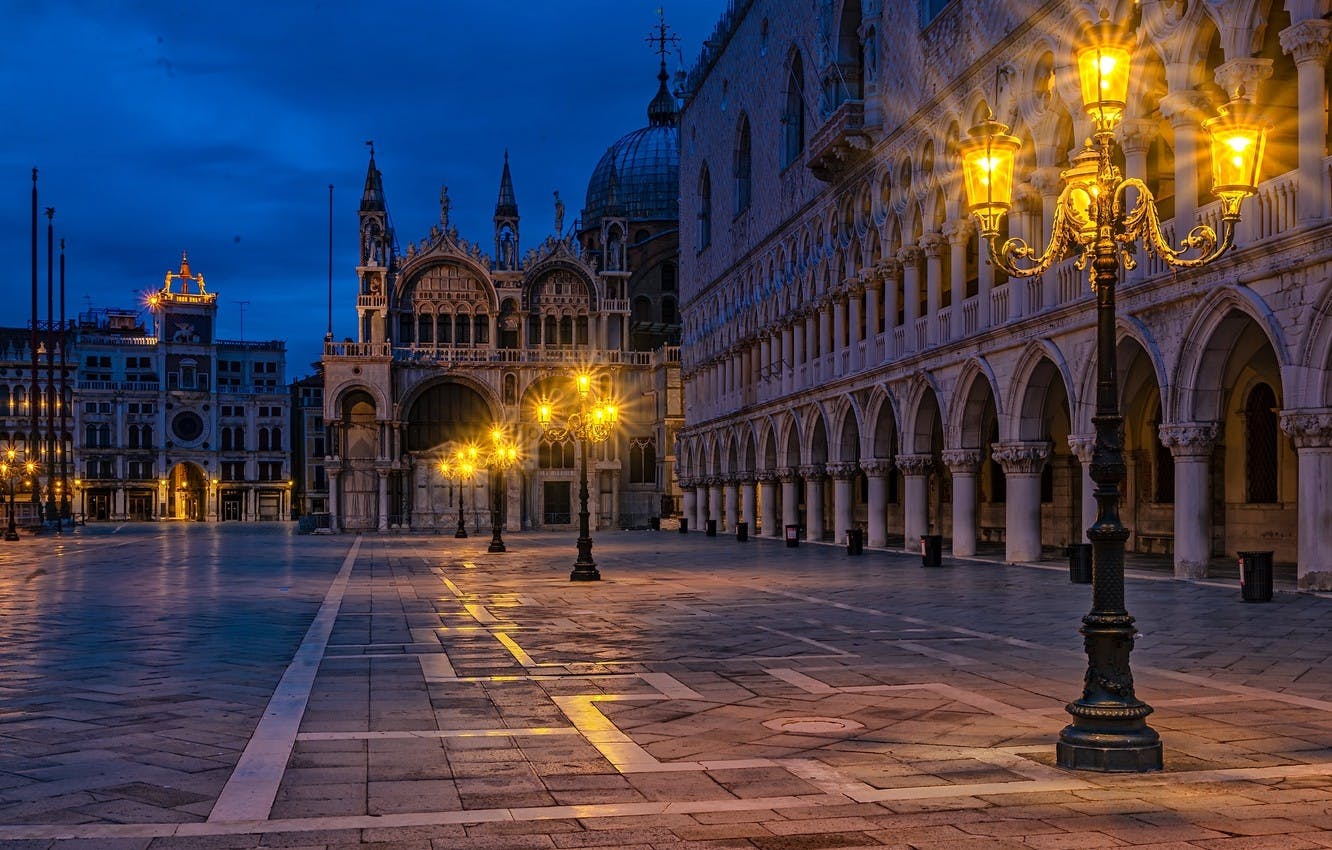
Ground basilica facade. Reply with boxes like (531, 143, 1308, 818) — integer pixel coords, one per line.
(675, 1, 1332, 587)
(320, 71, 683, 533)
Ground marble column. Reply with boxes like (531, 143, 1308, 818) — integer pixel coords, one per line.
(740, 477, 756, 532)
(723, 477, 739, 532)
(862, 460, 892, 548)
(818, 301, 832, 360)
(1281, 412, 1332, 589)
(992, 442, 1050, 563)
(920, 234, 945, 346)
(1160, 88, 1211, 234)
(897, 453, 933, 547)
(1115, 120, 1155, 284)
(941, 449, 981, 557)
(376, 468, 389, 532)
(779, 467, 800, 534)
(681, 483, 696, 532)
(847, 284, 864, 371)
(1030, 166, 1063, 307)
(695, 477, 709, 531)
(800, 464, 826, 542)
(827, 462, 858, 545)
(881, 259, 902, 343)
(708, 478, 723, 528)
(864, 271, 882, 341)
(781, 324, 794, 394)
(758, 472, 778, 536)
(944, 219, 972, 340)
(1159, 423, 1218, 579)
(1280, 21, 1332, 222)
(327, 465, 341, 532)
(1067, 434, 1097, 543)
(898, 247, 922, 350)
(831, 295, 847, 375)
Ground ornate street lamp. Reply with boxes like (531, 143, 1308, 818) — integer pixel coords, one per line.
(960, 11, 1267, 773)
(1, 446, 25, 541)
(485, 425, 521, 553)
(537, 371, 618, 581)
(439, 444, 479, 539)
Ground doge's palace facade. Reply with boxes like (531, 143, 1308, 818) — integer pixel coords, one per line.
(676, 0, 1332, 587)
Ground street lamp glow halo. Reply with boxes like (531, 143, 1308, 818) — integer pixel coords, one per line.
(1202, 97, 1268, 220)
(1076, 12, 1131, 135)
(959, 117, 1020, 239)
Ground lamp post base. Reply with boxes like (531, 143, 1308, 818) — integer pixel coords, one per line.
(454, 529, 468, 539)
(1056, 723, 1162, 772)
(3, 525, 17, 541)
(570, 562, 601, 581)
(488, 538, 506, 553)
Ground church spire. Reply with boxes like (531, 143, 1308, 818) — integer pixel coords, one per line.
(360, 141, 386, 212)
(645, 9, 680, 128)
(495, 150, 518, 219)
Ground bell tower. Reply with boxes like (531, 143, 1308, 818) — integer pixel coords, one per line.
(493, 151, 520, 270)
(357, 142, 391, 344)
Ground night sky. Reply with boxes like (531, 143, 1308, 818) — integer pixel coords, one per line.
(2, 1, 720, 374)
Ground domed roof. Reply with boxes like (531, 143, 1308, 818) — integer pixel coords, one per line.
(583, 67, 679, 224)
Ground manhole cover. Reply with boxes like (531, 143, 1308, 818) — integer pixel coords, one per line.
(762, 716, 864, 734)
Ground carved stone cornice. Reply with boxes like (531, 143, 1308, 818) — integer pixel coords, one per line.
(826, 461, 859, 480)
(797, 463, 827, 481)
(1280, 19, 1332, 66)
(860, 459, 894, 477)
(1115, 119, 1158, 156)
(1280, 411, 1332, 449)
(940, 449, 982, 475)
(1067, 434, 1097, 465)
(896, 453, 934, 476)
(991, 441, 1050, 474)
(1158, 422, 1220, 458)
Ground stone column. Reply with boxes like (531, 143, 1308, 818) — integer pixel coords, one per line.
(708, 477, 723, 527)
(977, 234, 994, 327)
(1115, 120, 1155, 284)
(681, 481, 696, 531)
(326, 463, 341, 533)
(944, 219, 972, 339)
(881, 259, 902, 340)
(920, 233, 945, 345)
(1066, 434, 1097, 543)
(831, 293, 847, 374)
(862, 460, 892, 547)
(897, 453, 933, 547)
(847, 283, 864, 370)
(806, 311, 819, 367)
(1159, 423, 1218, 579)
(740, 477, 756, 531)
(723, 477, 739, 532)
(1280, 21, 1332, 222)
(695, 476, 709, 531)
(1281, 412, 1332, 589)
(864, 270, 882, 341)
(827, 461, 858, 545)
(1160, 88, 1211, 233)
(376, 468, 389, 532)
(758, 472, 779, 536)
(779, 467, 800, 534)
(992, 442, 1050, 563)
(898, 247, 922, 350)
(941, 449, 981, 557)
(818, 301, 832, 360)
(793, 316, 806, 367)
(800, 464, 826, 541)
(1030, 166, 1063, 307)
(781, 323, 794, 394)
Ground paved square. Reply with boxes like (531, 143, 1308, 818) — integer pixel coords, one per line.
(4, 524, 1332, 848)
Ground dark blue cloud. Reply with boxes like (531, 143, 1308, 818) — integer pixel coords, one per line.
(1, 0, 719, 371)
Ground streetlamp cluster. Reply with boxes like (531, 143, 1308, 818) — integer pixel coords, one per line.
(438, 444, 480, 539)
(0, 446, 37, 542)
(959, 11, 1268, 773)
(537, 372, 618, 582)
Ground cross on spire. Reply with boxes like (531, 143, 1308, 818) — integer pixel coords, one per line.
(645, 8, 679, 65)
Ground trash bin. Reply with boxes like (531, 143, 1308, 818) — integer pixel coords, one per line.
(1068, 543, 1093, 584)
(679, 516, 688, 534)
(648, 516, 660, 531)
(921, 534, 943, 567)
(847, 528, 863, 556)
(785, 524, 800, 548)
(736, 521, 748, 542)
(706, 519, 717, 537)
(1238, 551, 1273, 602)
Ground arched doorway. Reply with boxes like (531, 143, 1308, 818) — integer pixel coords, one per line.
(166, 461, 207, 521)
(406, 381, 495, 531)
(339, 390, 380, 531)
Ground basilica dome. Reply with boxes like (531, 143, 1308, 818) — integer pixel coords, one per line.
(582, 69, 679, 224)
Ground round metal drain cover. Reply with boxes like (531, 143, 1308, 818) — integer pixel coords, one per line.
(762, 716, 864, 734)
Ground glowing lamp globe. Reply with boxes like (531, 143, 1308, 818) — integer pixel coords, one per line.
(1203, 98, 1267, 220)
(1076, 13, 1130, 134)
(960, 118, 1021, 237)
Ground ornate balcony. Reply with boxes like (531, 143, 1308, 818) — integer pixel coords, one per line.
(807, 99, 873, 182)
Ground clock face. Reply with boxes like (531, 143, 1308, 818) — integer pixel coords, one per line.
(171, 410, 205, 444)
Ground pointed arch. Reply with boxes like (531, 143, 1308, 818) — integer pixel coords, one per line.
(1004, 340, 1076, 441)
(733, 112, 753, 215)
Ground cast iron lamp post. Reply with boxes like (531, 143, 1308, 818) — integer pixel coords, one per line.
(959, 11, 1267, 773)
(537, 371, 617, 581)
(439, 445, 479, 539)
(0, 446, 29, 541)
(485, 426, 520, 553)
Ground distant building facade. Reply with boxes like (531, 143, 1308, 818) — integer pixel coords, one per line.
(290, 370, 329, 519)
(320, 65, 683, 533)
(71, 255, 292, 521)
(675, 1, 1332, 586)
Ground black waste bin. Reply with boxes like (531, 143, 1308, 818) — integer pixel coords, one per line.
(1068, 543, 1093, 584)
(679, 516, 688, 534)
(648, 516, 660, 531)
(921, 534, 943, 567)
(705, 519, 717, 537)
(1238, 550, 1273, 602)
(736, 521, 748, 542)
(847, 528, 863, 556)
(785, 524, 800, 548)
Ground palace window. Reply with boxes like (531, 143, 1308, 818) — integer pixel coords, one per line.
(538, 439, 575, 469)
(697, 165, 712, 250)
(1244, 382, 1278, 503)
(782, 50, 806, 168)
(628, 438, 656, 485)
(733, 113, 752, 216)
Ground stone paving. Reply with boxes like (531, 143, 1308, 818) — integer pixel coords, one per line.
(3, 523, 1332, 848)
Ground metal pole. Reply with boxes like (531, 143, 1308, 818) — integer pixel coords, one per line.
(45, 208, 58, 528)
(488, 466, 506, 553)
(59, 239, 69, 523)
(1056, 135, 1162, 772)
(570, 436, 600, 580)
(29, 170, 40, 528)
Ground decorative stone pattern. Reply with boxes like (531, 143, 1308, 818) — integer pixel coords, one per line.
(991, 442, 1050, 475)
(940, 449, 982, 475)
(1280, 411, 1332, 449)
(895, 454, 933, 476)
(825, 461, 860, 480)
(1159, 423, 1220, 458)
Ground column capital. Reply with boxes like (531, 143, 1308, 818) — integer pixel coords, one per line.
(826, 461, 859, 480)
(991, 441, 1050, 474)
(942, 218, 975, 247)
(777, 466, 799, 483)
(896, 245, 923, 266)
(861, 459, 894, 477)
(1280, 410, 1332, 449)
(1280, 19, 1332, 66)
(1115, 119, 1157, 156)
(797, 463, 827, 481)
(896, 453, 933, 476)
(940, 448, 982, 474)
(1067, 434, 1097, 464)
(1158, 422, 1219, 458)
(704, 476, 722, 488)
(1213, 57, 1274, 103)
(1159, 90, 1212, 125)
(875, 258, 902, 280)
(918, 232, 947, 258)
(847, 281, 865, 299)
(755, 470, 781, 484)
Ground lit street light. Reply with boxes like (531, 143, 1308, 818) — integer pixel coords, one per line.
(439, 444, 479, 539)
(485, 425, 520, 553)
